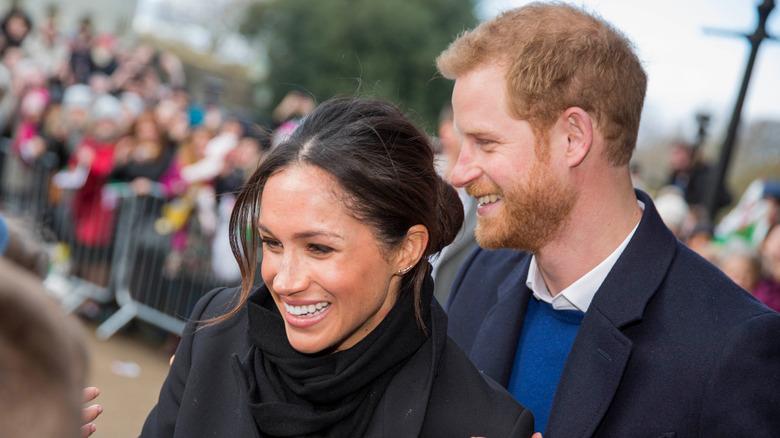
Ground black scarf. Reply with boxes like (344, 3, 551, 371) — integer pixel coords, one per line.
(243, 279, 432, 437)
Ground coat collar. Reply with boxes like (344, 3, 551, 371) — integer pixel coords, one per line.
(588, 189, 678, 328)
(546, 189, 679, 437)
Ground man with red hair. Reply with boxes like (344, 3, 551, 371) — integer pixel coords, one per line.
(438, 3, 780, 436)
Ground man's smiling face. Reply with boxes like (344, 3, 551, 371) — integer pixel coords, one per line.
(450, 63, 578, 253)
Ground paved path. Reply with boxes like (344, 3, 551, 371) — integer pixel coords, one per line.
(82, 321, 173, 437)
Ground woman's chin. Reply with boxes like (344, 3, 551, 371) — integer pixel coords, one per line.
(288, 339, 332, 355)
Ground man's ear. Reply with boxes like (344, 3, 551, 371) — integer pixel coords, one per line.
(562, 107, 593, 168)
(395, 225, 429, 273)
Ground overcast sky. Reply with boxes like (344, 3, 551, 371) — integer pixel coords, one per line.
(135, 0, 778, 142)
(478, 0, 780, 141)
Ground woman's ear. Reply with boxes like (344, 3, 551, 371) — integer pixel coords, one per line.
(562, 107, 593, 168)
(396, 225, 429, 272)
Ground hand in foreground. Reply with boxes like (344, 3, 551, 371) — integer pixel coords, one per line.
(82, 387, 103, 437)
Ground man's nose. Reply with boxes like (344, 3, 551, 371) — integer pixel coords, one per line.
(450, 142, 481, 188)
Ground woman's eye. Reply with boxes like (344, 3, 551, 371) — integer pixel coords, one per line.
(261, 238, 282, 250)
(308, 244, 334, 255)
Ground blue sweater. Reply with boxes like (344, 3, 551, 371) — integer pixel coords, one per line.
(507, 296, 584, 433)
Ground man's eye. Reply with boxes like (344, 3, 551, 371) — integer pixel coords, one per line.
(308, 244, 334, 255)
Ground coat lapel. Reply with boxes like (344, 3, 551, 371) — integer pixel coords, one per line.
(544, 309, 632, 438)
(469, 255, 533, 386)
(546, 190, 678, 437)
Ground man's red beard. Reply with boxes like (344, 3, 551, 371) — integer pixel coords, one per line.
(467, 158, 578, 254)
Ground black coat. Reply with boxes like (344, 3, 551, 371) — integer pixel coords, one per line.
(446, 190, 780, 437)
(141, 286, 533, 437)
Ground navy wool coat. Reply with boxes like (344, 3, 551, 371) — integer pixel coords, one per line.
(446, 190, 780, 438)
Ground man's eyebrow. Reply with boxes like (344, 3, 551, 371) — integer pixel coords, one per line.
(455, 124, 498, 138)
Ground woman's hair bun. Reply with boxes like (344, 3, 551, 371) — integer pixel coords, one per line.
(433, 176, 464, 254)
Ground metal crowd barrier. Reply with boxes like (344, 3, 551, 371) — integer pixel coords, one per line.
(0, 137, 57, 226)
(0, 142, 240, 340)
(95, 187, 230, 339)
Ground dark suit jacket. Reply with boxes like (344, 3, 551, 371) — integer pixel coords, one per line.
(446, 190, 780, 437)
(141, 286, 533, 437)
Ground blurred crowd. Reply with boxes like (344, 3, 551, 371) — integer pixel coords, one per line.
(0, 7, 281, 298)
(2, 5, 779, 325)
(646, 140, 780, 314)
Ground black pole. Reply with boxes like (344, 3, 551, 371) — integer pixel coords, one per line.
(705, 0, 775, 221)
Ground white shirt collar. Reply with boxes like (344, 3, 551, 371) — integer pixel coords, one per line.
(526, 201, 644, 312)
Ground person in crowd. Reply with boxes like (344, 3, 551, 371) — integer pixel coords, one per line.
(68, 16, 94, 85)
(437, 3, 780, 435)
(59, 83, 92, 150)
(88, 33, 118, 78)
(40, 102, 75, 171)
(719, 247, 761, 294)
(140, 98, 533, 437)
(0, 8, 32, 55)
(431, 102, 478, 304)
(52, 93, 123, 287)
(22, 12, 70, 84)
(111, 110, 174, 195)
(683, 212, 718, 263)
(1, 86, 49, 203)
(754, 223, 780, 313)
(667, 140, 731, 211)
(180, 117, 243, 185)
(654, 185, 690, 238)
(762, 179, 780, 229)
(210, 134, 264, 283)
(269, 90, 315, 148)
(155, 126, 213, 277)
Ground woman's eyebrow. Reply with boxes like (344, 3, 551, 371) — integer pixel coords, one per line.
(258, 223, 343, 241)
(293, 231, 344, 241)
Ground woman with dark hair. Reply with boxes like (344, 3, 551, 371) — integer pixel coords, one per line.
(141, 98, 533, 437)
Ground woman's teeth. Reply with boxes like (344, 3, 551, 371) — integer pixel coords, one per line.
(477, 194, 503, 206)
(285, 302, 330, 317)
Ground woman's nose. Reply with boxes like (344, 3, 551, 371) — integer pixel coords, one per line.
(271, 255, 308, 295)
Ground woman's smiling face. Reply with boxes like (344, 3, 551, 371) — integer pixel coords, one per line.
(258, 164, 402, 354)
